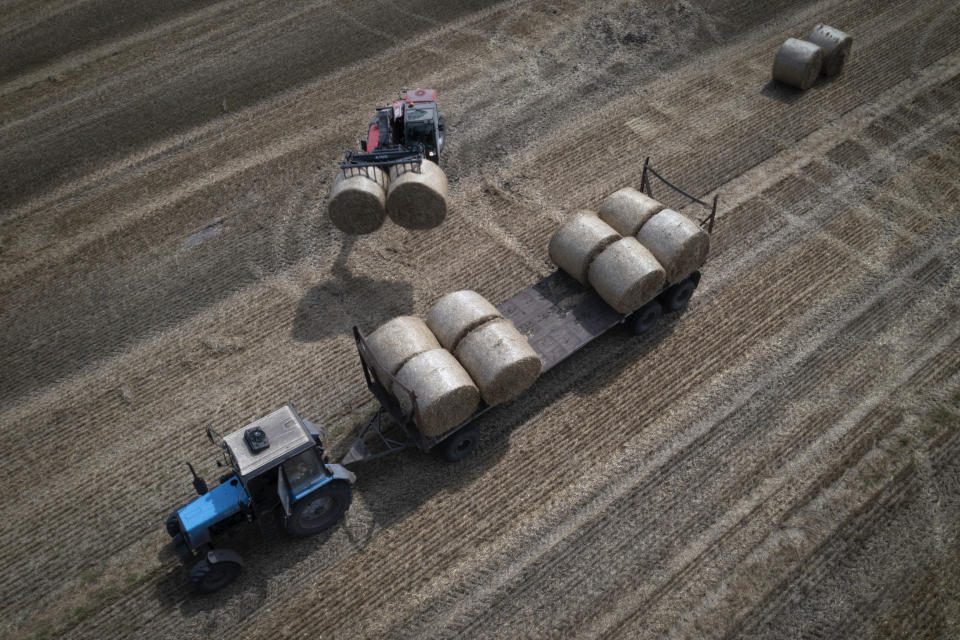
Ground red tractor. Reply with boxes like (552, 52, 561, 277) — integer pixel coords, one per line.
(347, 88, 446, 168)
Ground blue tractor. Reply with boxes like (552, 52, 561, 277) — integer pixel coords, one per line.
(165, 404, 356, 593)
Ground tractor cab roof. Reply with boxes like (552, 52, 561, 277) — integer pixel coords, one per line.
(223, 405, 315, 481)
(405, 88, 436, 103)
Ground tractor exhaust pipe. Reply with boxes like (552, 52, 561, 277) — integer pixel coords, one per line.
(185, 461, 208, 496)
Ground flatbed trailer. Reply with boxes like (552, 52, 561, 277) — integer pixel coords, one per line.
(341, 159, 717, 466)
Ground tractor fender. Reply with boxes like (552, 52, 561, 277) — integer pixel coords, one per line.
(206, 548, 244, 568)
(326, 463, 357, 485)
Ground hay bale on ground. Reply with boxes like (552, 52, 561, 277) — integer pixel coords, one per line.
(327, 167, 388, 234)
(548, 211, 621, 284)
(365, 316, 441, 392)
(597, 188, 665, 236)
(454, 318, 542, 406)
(588, 237, 666, 314)
(395, 349, 480, 437)
(386, 161, 448, 229)
(636, 209, 710, 284)
(806, 24, 852, 76)
(426, 290, 502, 352)
(772, 37, 824, 90)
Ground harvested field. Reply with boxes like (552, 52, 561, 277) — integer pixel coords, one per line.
(1, 0, 958, 639)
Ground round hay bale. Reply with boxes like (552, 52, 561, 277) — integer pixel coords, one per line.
(395, 349, 480, 437)
(772, 37, 824, 90)
(454, 318, 542, 407)
(327, 167, 388, 235)
(386, 161, 448, 229)
(597, 188, 665, 237)
(426, 290, 502, 352)
(365, 316, 441, 392)
(548, 211, 621, 284)
(636, 209, 710, 284)
(806, 24, 852, 76)
(587, 237, 667, 314)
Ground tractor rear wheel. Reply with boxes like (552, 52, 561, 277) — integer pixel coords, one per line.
(189, 550, 243, 594)
(285, 481, 352, 537)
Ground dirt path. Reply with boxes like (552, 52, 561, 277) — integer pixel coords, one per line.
(1, 0, 957, 638)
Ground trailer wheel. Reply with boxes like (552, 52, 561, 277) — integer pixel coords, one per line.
(662, 277, 698, 312)
(189, 549, 243, 594)
(285, 481, 352, 537)
(439, 426, 479, 462)
(631, 300, 663, 334)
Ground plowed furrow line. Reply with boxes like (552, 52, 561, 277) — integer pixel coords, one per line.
(732, 430, 960, 640)
(729, 465, 920, 640)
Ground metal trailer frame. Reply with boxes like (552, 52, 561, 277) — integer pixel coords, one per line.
(341, 160, 720, 466)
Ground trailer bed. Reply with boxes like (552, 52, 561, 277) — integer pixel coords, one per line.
(497, 270, 623, 373)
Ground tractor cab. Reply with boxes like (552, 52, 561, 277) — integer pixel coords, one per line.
(402, 102, 445, 160)
(166, 404, 355, 593)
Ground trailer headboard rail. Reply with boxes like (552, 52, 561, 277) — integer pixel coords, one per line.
(639, 157, 719, 233)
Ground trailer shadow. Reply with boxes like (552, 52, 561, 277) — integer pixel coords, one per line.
(343, 308, 682, 535)
(149, 309, 682, 614)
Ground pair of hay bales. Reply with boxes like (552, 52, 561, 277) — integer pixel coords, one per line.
(365, 292, 542, 437)
(772, 24, 853, 90)
(328, 161, 448, 234)
(548, 188, 709, 314)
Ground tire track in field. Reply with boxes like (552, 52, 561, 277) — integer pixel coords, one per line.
(728, 428, 960, 640)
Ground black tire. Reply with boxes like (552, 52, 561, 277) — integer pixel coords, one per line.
(285, 481, 352, 537)
(165, 509, 181, 537)
(631, 300, 663, 334)
(439, 426, 478, 462)
(662, 277, 698, 312)
(189, 550, 243, 594)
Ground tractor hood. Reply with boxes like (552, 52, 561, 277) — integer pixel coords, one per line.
(177, 476, 249, 548)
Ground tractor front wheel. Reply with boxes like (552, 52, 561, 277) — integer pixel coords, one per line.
(285, 481, 352, 537)
(189, 550, 244, 594)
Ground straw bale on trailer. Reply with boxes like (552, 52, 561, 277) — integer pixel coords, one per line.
(636, 209, 710, 284)
(454, 318, 542, 407)
(588, 237, 666, 314)
(426, 290, 502, 352)
(806, 24, 852, 76)
(365, 316, 441, 392)
(395, 349, 480, 437)
(772, 37, 824, 90)
(597, 188, 665, 237)
(386, 161, 448, 229)
(548, 211, 621, 284)
(327, 167, 389, 235)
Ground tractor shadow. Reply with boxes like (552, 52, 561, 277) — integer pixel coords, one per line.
(292, 236, 415, 342)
